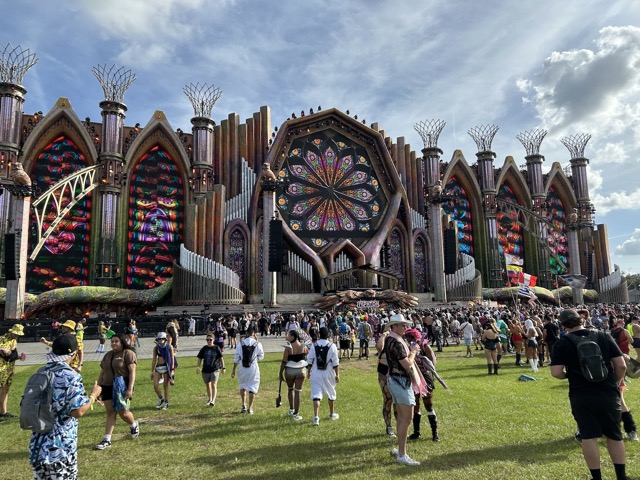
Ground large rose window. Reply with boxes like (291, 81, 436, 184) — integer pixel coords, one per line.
(276, 132, 385, 249)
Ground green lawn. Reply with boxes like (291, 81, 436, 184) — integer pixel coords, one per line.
(1, 346, 637, 479)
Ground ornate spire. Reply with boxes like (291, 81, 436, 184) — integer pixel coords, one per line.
(92, 64, 137, 103)
(183, 83, 222, 118)
(516, 129, 547, 156)
(560, 133, 591, 160)
(0, 43, 38, 85)
(467, 125, 499, 152)
(414, 119, 446, 149)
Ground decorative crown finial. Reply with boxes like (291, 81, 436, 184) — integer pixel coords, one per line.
(92, 64, 137, 103)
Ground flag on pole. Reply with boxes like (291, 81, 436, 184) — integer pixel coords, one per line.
(558, 274, 587, 289)
(504, 253, 523, 266)
(517, 271, 537, 287)
(506, 264, 523, 276)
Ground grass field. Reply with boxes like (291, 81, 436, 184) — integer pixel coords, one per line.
(1, 345, 637, 479)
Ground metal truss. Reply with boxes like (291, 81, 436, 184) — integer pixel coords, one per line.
(29, 165, 100, 262)
(495, 198, 568, 272)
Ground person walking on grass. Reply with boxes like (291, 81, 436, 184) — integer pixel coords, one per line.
(307, 327, 340, 426)
(551, 309, 630, 480)
(28, 334, 102, 480)
(231, 327, 264, 414)
(385, 313, 422, 466)
(95, 333, 139, 450)
(151, 332, 177, 410)
(459, 317, 474, 358)
(279, 329, 308, 420)
(196, 334, 225, 406)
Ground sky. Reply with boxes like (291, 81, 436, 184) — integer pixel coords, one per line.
(2, 0, 640, 277)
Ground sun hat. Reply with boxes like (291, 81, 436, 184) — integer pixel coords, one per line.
(8, 324, 25, 336)
(386, 313, 412, 328)
(61, 320, 76, 330)
(47, 334, 78, 363)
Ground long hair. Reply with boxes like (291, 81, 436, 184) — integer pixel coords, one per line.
(113, 332, 133, 350)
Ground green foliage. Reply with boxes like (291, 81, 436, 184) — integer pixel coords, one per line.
(2, 347, 637, 479)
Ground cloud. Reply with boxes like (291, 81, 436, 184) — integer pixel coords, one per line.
(615, 229, 640, 255)
(518, 26, 640, 135)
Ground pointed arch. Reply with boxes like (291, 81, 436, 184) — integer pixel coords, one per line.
(26, 135, 92, 293)
(124, 145, 185, 289)
(544, 163, 577, 275)
(224, 219, 251, 292)
(495, 157, 532, 210)
(21, 98, 99, 173)
(412, 230, 430, 293)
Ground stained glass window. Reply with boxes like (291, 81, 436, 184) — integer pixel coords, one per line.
(276, 131, 386, 250)
(229, 229, 246, 290)
(389, 229, 405, 290)
(442, 177, 474, 255)
(545, 187, 570, 274)
(414, 237, 428, 292)
(27, 136, 91, 293)
(497, 184, 524, 285)
(126, 146, 184, 289)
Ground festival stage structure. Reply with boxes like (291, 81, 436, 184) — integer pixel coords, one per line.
(0, 44, 629, 320)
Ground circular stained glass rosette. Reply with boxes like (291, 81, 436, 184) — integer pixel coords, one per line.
(277, 134, 384, 249)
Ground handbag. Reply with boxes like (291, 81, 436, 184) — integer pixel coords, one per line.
(275, 379, 282, 408)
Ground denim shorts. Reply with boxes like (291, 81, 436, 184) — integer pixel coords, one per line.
(387, 375, 415, 406)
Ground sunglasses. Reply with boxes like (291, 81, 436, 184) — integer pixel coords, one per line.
(206, 338, 214, 342)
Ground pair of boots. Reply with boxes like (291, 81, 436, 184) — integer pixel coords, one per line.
(408, 411, 440, 442)
(515, 353, 524, 366)
(487, 363, 499, 375)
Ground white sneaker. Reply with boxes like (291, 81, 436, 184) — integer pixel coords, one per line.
(288, 409, 295, 417)
(312, 416, 320, 426)
(329, 413, 339, 420)
(390, 448, 399, 457)
(386, 427, 397, 438)
(155, 398, 165, 409)
(396, 454, 420, 466)
(248, 409, 254, 415)
(292, 414, 303, 421)
(628, 431, 639, 441)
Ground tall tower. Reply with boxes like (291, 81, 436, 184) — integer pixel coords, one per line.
(415, 119, 447, 302)
(468, 125, 501, 287)
(0, 44, 37, 319)
(561, 133, 594, 303)
(516, 129, 550, 286)
(92, 64, 136, 286)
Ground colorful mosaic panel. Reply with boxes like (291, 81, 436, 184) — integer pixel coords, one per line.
(389, 229, 405, 290)
(27, 136, 91, 293)
(497, 184, 524, 285)
(545, 186, 570, 274)
(229, 229, 246, 290)
(277, 131, 386, 250)
(442, 177, 474, 255)
(126, 147, 184, 289)
(414, 237, 428, 293)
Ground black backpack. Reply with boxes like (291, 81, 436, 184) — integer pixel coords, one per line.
(567, 331, 609, 383)
(20, 363, 72, 433)
(314, 344, 331, 371)
(241, 342, 257, 368)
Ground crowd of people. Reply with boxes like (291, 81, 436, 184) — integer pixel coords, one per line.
(2, 302, 640, 478)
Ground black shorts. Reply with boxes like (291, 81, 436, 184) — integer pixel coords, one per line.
(360, 338, 368, 348)
(633, 338, 640, 349)
(339, 339, 351, 350)
(570, 390, 622, 441)
(527, 339, 538, 348)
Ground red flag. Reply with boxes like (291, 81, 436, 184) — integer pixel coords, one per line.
(517, 272, 537, 287)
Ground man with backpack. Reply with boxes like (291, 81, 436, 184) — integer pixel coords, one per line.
(358, 318, 373, 360)
(550, 309, 630, 480)
(307, 327, 340, 426)
(25, 334, 101, 480)
(231, 327, 264, 414)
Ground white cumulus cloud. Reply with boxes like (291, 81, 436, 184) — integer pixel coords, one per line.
(615, 229, 640, 255)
